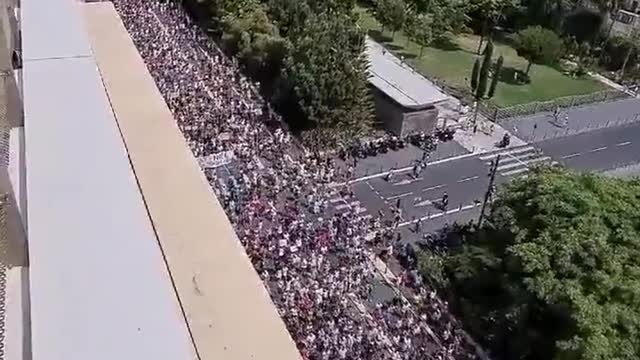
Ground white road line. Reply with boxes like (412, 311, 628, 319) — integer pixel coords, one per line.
(333, 152, 480, 186)
(497, 156, 550, 171)
(562, 152, 582, 159)
(501, 167, 530, 177)
(589, 146, 607, 153)
(397, 202, 482, 227)
(414, 199, 435, 207)
(393, 177, 423, 186)
(422, 184, 445, 192)
(479, 146, 535, 160)
(616, 141, 632, 147)
(457, 175, 479, 183)
(386, 192, 413, 201)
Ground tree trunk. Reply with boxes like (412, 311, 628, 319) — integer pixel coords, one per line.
(391, 30, 396, 41)
(419, 46, 424, 58)
(619, 46, 634, 81)
(525, 62, 532, 75)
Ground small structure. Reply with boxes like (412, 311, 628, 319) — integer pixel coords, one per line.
(366, 38, 450, 136)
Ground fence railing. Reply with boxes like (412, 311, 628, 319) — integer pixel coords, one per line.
(481, 89, 630, 123)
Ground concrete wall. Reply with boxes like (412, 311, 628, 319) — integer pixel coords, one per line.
(371, 87, 439, 136)
(401, 107, 438, 136)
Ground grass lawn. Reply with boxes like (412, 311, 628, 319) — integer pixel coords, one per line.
(355, 6, 606, 107)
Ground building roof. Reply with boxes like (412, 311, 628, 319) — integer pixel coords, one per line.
(22, 0, 198, 359)
(82, 3, 302, 360)
(366, 37, 449, 110)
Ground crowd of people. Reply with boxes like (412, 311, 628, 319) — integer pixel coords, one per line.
(113, 1, 480, 359)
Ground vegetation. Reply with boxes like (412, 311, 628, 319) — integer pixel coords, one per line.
(476, 39, 493, 98)
(488, 54, 504, 97)
(374, 0, 407, 39)
(184, 0, 373, 145)
(356, 5, 604, 107)
(421, 168, 640, 360)
(514, 26, 564, 75)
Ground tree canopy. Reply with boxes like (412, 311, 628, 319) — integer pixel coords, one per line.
(425, 168, 640, 360)
(405, 12, 433, 57)
(514, 25, 564, 74)
(185, 0, 374, 144)
(375, 0, 407, 38)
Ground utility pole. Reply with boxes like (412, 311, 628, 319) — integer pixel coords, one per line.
(478, 154, 500, 228)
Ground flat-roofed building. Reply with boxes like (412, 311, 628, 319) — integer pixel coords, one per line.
(1, 0, 304, 359)
(366, 38, 452, 136)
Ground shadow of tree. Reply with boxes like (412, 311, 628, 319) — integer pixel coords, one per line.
(431, 36, 462, 52)
(368, 30, 393, 43)
(382, 43, 401, 51)
(498, 65, 530, 85)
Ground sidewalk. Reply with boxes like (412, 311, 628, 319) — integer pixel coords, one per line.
(445, 113, 527, 153)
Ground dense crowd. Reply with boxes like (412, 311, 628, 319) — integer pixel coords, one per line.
(113, 1, 479, 359)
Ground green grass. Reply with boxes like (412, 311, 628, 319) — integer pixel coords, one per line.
(355, 6, 606, 107)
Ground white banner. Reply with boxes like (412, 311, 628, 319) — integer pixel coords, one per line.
(198, 150, 233, 168)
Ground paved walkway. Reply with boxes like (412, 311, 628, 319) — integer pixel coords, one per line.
(440, 110, 527, 154)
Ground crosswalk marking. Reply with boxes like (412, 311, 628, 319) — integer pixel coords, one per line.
(481, 145, 555, 178)
(479, 146, 535, 160)
(498, 156, 550, 172)
(500, 167, 530, 177)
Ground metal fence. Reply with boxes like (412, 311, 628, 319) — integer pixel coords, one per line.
(481, 89, 630, 123)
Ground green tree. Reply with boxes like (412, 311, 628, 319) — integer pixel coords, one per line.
(469, 0, 518, 54)
(619, 27, 640, 80)
(406, 13, 433, 57)
(375, 0, 407, 39)
(471, 57, 481, 92)
(431, 167, 640, 360)
(488, 54, 503, 98)
(476, 39, 493, 99)
(282, 12, 373, 141)
(514, 25, 564, 75)
(221, 5, 289, 79)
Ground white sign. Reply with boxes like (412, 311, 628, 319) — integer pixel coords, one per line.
(198, 150, 234, 168)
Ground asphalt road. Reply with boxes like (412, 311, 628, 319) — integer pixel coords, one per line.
(535, 121, 640, 172)
(337, 120, 640, 244)
(502, 97, 640, 143)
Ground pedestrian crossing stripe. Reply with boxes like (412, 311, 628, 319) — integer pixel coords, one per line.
(501, 160, 558, 177)
(498, 156, 550, 172)
(478, 146, 535, 160)
(486, 150, 539, 166)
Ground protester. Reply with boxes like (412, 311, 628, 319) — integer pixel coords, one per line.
(112, 1, 478, 359)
